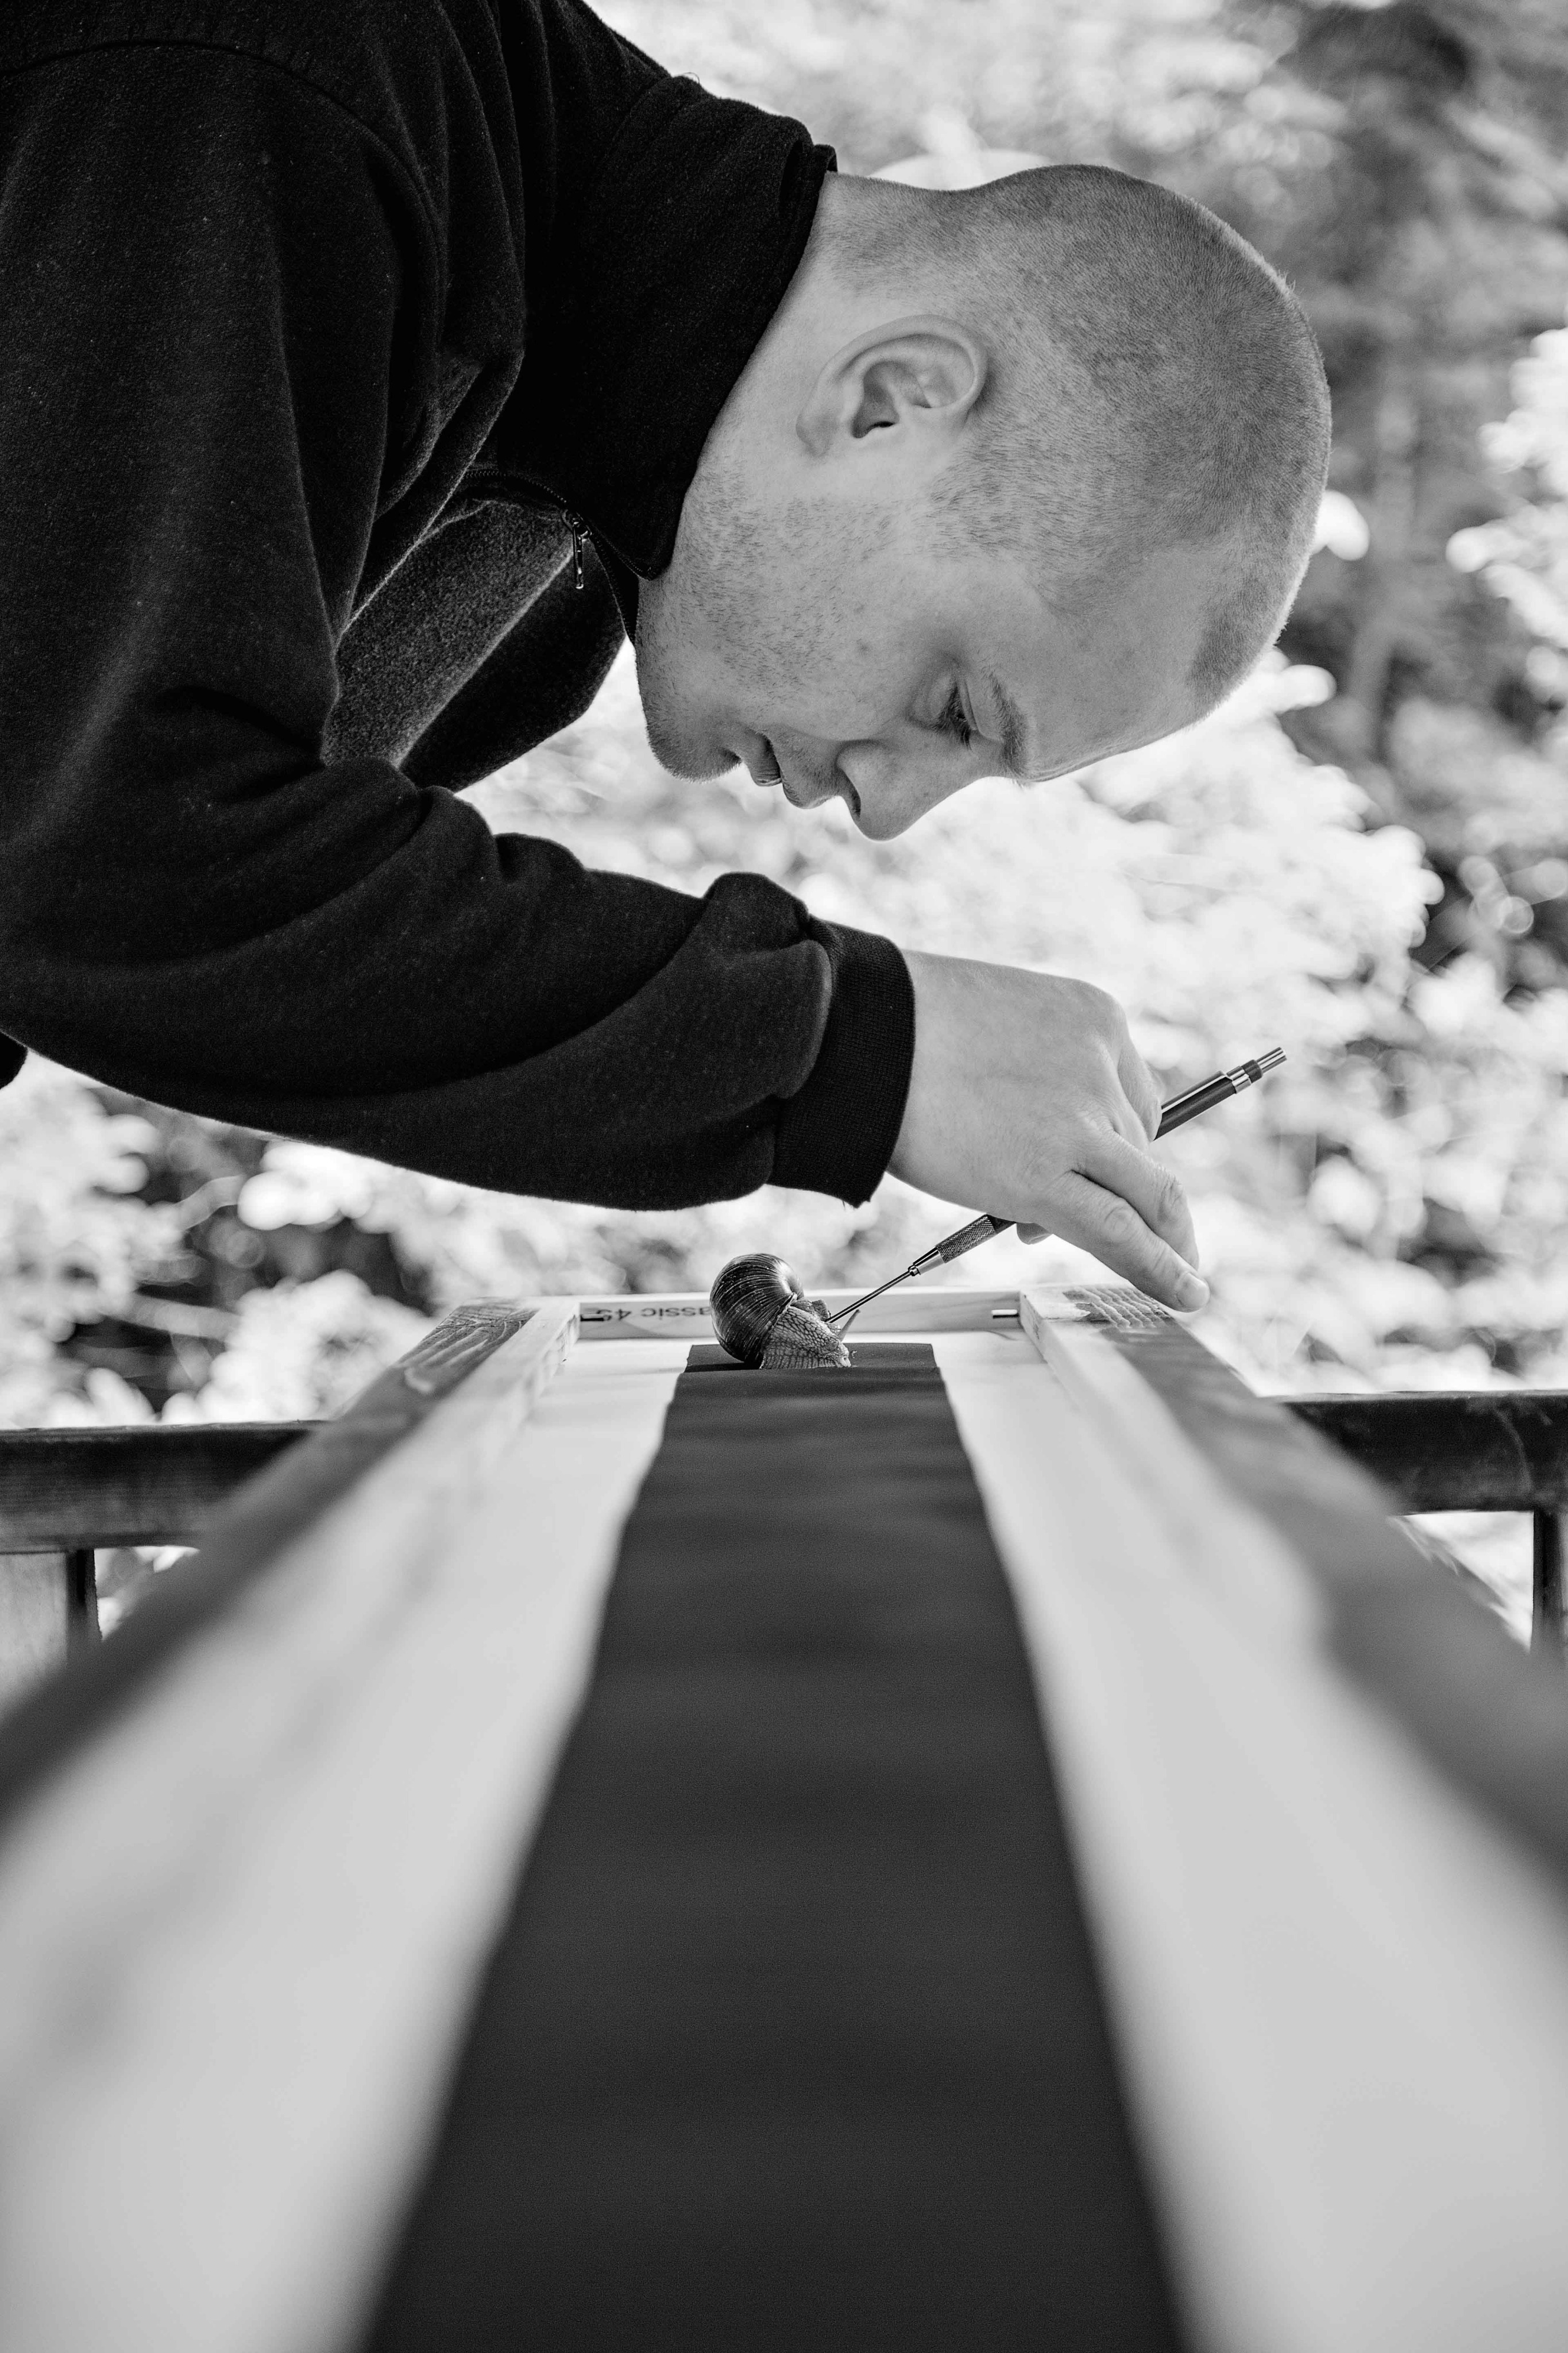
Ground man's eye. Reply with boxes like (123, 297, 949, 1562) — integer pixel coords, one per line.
(940, 686, 974, 749)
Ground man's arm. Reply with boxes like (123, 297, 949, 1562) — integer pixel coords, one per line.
(0, 39, 910, 1209)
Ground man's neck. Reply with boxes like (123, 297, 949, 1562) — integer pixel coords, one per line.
(705, 175, 945, 469)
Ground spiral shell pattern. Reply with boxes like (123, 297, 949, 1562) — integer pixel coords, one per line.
(709, 1253, 851, 1370)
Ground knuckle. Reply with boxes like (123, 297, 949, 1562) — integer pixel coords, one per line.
(1072, 978, 1118, 1028)
(1099, 1199, 1142, 1251)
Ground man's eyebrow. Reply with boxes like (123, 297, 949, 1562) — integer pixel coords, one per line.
(984, 671, 1037, 779)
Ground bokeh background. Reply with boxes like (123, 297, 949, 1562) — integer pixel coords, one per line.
(8, 0, 1568, 1612)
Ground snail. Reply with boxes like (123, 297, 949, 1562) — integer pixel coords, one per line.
(709, 1253, 852, 1370)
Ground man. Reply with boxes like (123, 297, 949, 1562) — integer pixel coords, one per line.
(0, 0, 1329, 1310)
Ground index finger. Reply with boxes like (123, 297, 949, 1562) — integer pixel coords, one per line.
(1041, 1171, 1210, 1311)
(1080, 1131, 1200, 1270)
(1117, 1037, 1161, 1145)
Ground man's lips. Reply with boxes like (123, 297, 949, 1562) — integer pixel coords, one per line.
(740, 738, 860, 824)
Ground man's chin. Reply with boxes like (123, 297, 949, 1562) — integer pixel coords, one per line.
(851, 800, 914, 843)
(644, 726, 736, 781)
(636, 693, 736, 781)
(633, 658, 734, 782)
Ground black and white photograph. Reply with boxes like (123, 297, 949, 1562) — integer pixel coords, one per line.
(3, 1, 1568, 2346)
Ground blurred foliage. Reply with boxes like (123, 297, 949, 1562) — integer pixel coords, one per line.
(7, 0, 1568, 1435)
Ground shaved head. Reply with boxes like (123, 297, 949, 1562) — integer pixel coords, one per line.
(841, 164, 1331, 709)
(635, 161, 1330, 841)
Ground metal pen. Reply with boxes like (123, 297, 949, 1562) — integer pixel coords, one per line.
(825, 1046, 1286, 1328)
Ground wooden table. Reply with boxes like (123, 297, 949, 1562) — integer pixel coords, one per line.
(1, 1287, 1567, 2353)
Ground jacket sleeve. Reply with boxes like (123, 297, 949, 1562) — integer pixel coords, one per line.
(0, 41, 914, 1209)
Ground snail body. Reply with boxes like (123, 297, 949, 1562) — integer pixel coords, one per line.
(709, 1253, 851, 1370)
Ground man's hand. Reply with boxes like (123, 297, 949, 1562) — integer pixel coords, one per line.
(889, 952, 1208, 1312)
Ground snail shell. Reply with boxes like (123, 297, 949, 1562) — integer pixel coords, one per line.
(709, 1253, 851, 1370)
(708, 1253, 800, 1366)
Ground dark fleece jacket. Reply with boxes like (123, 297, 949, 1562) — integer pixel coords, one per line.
(0, 0, 916, 1208)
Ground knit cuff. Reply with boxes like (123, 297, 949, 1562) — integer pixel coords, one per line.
(771, 923, 914, 1205)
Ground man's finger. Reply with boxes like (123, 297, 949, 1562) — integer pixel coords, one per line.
(1077, 1129, 1201, 1269)
(1040, 1171, 1210, 1312)
(1109, 1100, 1152, 1151)
(1115, 1039, 1161, 1144)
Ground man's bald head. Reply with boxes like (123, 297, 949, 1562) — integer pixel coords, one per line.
(841, 164, 1331, 711)
(635, 161, 1331, 838)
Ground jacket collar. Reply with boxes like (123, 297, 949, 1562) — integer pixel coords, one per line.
(503, 74, 833, 630)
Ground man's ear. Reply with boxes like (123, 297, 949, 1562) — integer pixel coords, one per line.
(797, 317, 986, 460)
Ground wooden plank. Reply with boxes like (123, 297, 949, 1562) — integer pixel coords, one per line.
(577, 1286, 1017, 1340)
(0, 1424, 316, 1552)
(939, 1324, 1568, 2353)
(1019, 1287, 1422, 1592)
(0, 1301, 559, 1835)
(1021, 1286, 1568, 1887)
(1291, 1389, 1568, 1512)
(0, 1310, 643, 2353)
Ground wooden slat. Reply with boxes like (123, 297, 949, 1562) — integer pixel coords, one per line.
(0, 1301, 553, 1834)
(0, 1424, 316, 1551)
(576, 1287, 1017, 1340)
(0, 1299, 605, 2353)
(939, 1322, 1568, 2353)
(1021, 1287, 1568, 1885)
(1291, 1390, 1568, 1512)
(1019, 1291, 1421, 1588)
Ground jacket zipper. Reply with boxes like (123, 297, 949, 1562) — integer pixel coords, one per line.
(496, 472, 597, 588)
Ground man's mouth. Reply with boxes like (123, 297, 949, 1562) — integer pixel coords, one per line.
(741, 738, 860, 826)
(781, 768, 862, 824)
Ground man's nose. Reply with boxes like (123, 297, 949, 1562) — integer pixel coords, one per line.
(838, 737, 964, 823)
